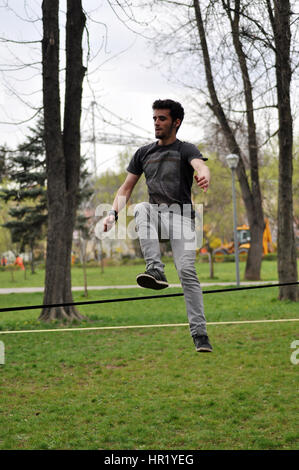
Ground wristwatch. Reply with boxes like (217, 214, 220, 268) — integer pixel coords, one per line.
(108, 209, 118, 222)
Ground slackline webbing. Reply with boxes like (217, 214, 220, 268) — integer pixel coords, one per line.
(0, 318, 298, 335)
(0, 281, 298, 314)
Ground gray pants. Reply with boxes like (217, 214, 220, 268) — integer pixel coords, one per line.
(134, 202, 207, 337)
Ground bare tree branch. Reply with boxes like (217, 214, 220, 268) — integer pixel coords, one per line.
(0, 37, 41, 44)
(0, 107, 42, 125)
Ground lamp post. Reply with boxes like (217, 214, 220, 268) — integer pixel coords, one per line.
(226, 154, 240, 287)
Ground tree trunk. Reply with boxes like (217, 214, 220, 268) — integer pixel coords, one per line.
(99, 239, 105, 273)
(80, 234, 88, 297)
(39, 0, 87, 322)
(83, 257, 88, 298)
(193, 0, 264, 280)
(270, 0, 298, 301)
(207, 250, 214, 279)
(225, 0, 265, 279)
(30, 241, 35, 274)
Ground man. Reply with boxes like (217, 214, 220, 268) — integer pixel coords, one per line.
(103, 99, 212, 353)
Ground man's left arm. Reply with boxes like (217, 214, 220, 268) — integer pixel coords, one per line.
(190, 158, 210, 193)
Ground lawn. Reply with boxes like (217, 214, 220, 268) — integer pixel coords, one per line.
(1, 321, 298, 450)
(0, 261, 299, 450)
(0, 261, 298, 450)
(0, 258, 294, 289)
(0, 284, 298, 331)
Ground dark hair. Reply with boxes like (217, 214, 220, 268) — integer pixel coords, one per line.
(152, 99, 184, 131)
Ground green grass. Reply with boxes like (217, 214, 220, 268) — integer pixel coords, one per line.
(1, 321, 298, 450)
(0, 285, 298, 331)
(0, 258, 296, 289)
(0, 261, 298, 450)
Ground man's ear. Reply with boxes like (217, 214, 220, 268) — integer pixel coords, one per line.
(174, 118, 181, 130)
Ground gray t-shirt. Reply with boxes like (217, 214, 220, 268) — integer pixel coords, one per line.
(127, 139, 207, 213)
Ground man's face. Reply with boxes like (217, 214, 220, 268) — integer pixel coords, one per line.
(153, 108, 180, 140)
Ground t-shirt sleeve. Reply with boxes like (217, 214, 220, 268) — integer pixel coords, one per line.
(126, 148, 144, 175)
(182, 142, 208, 163)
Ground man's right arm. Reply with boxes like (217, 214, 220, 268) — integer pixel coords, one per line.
(103, 172, 141, 232)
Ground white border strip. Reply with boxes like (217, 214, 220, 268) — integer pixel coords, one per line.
(0, 318, 298, 335)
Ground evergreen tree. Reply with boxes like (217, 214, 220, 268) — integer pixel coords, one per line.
(0, 118, 47, 273)
(1, 117, 93, 276)
(0, 145, 8, 183)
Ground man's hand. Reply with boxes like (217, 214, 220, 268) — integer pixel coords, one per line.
(194, 166, 210, 193)
(100, 172, 140, 233)
(103, 214, 116, 232)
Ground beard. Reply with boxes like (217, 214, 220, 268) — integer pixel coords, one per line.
(155, 124, 174, 139)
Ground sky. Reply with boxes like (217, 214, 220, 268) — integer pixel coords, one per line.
(0, 0, 204, 175)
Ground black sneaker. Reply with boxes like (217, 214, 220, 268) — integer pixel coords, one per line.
(136, 269, 169, 290)
(193, 335, 213, 353)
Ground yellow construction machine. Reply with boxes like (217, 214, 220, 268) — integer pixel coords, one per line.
(213, 218, 273, 256)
